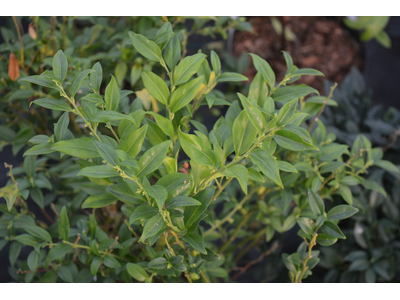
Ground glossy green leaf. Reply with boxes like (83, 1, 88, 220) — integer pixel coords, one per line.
(90, 62, 103, 93)
(232, 110, 257, 155)
(321, 221, 346, 239)
(210, 50, 221, 75)
(117, 124, 147, 158)
(178, 128, 217, 167)
(94, 141, 119, 166)
(33, 98, 72, 112)
(184, 188, 214, 229)
(78, 165, 119, 178)
(273, 85, 319, 105)
(45, 244, 73, 265)
(274, 129, 319, 151)
(249, 53, 275, 88)
(182, 231, 207, 254)
(82, 194, 117, 208)
(222, 164, 249, 194)
(27, 250, 40, 272)
(129, 204, 159, 225)
(148, 257, 168, 269)
(143, 184, 168, 210)
(137, 140, 171, 177)
(103, 255, 121, 268)
(105, 75, 120, 111)
(170, 76, 203, 113)
(166, 196, 201, 210)
(237, 93, 266, 133)
(126, 263, 149, 282)
(58, 206, 69, 241)
(248, 72, 269, 106)
(142, 71, 169, 105)
(70, 69, 94, 98)
(53, 50, 68, 82)
(52, 138, 98, 159)
(21, 225, 52, 243)
(147, 112, 174, 137)
(277, 161, 298, 173)
(139, 214, 165, 242)
(173, 53, 206, 86)
(308, 189, 325, 216)
(249, 148, 283, 188)
(327, 205, 359, 220)
(217, 72, 248, 82)
(129, 32, 162, 62)
(297, 218, 315, 236)
(164, 33, 181, 70)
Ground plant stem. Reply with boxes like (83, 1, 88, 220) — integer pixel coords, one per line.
(203, 188, 259, 237)
(296, 233, 318, 283)
(308, 83, 338, 132)
(12, 16, 24, 69)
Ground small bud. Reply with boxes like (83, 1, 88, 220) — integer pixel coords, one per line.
(161, 16, 168, 22)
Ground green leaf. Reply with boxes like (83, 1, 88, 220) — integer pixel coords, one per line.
(30, 187, 44, 209)
(139, 214, 165, 242)
(142, 71, 169, 106)
(282, 51, 293, 73)
(232, 110, 257, 155)
(148, 257, 168, 269)
(319, 144, 348, 162)
(182, 231, 207, 254)
(277, 161, 298, 173)
(105, 75, 120, 111)
(57, 265, 74, 283)
(90, 256, 102, 276)
(321, 221, 346, 239)
(21, 225, 51, 243)
(147, 112, 174, 137)
(222, 164, 249, 194)
(237, 93, 266, 133)
(210, 50, 221, 75)
(23, 155, 36, 178)
(291, 68, 324, 77)
(164, 33, 181, 70)
(27, 250, 40, 272)
(19, 75, 61, 90)
(90, 62, 103, 93)
(78, 165, 119, 178)
(118, 124, 147, 158)
(274, 129, 319, 151)
(143, 184, 168, 210)
(156, 173, 192, 199)
(33, 98, 72, 112)
(69, 69, 94, 98)
(102, 255, 121, 268)
(249, 148, 283, 188)
(166, 196, 201, 210)
(46, 243, 73, 265)
(53, 50, 68, 82)
(249, 53, 275, 88)
(327, 205, 359, 220)
(184, 188, 214, 229)
(362, 179, 387, 197)
(58, 206, 70, 241)
(126, 263, 149, 282)
(308, 189, 325, 216)
(178, 127, 217, 167)
(82, 194, 117, 208)
(338, 184, 353, 205)
(217, 72, 248, 82)
(13, 234, 39, 246)
(94, 141, 119, 166)
(248, 72, 269, 107)
(137, 140, 171, 177)
(52, 138, 98, 159)
(9, 241, 21, 267)
(129, 32, 162, 62)
(173, 53, 206, 86)
(273, 85, 319, 105)
(170, 76, 203, 113)
(129, 204, 159, 225)
(296, 218, 315, 236)
(306, 96, 337, 106)
(90, 111, 136, 123)
(320, 161, 346, 174)
(374, 160, 399, 173)
(106, 183, 144, 205)
(54, 111, 69, 142)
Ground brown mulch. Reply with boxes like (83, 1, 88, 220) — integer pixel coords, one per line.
(233, 16, 363, 94)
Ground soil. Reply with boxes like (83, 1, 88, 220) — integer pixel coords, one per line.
(233, 16, 364, 94)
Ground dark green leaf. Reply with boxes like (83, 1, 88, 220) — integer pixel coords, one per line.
(137, 140, 171, 177)
(51, 138, 98, 159)
(53, 50, 68, 82)
(33, 98, 72, 112)
(129, 32, 162, 62)
(126, 263, 148, 281)
(182, 231, 207, 254)
(249, 148, 283, 188)
(82, 194, 117, 208)
(70, 69, 94, 98)
(170, 76, 203, 113)
(58, 206, 70, 241)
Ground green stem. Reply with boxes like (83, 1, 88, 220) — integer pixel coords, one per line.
(203, 188, 259, 237)
(296, 233, 318, 283)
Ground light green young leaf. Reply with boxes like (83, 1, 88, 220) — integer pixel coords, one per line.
(129, 32, 162, 62)
(222, 164, 249, 194)
(142, 71, 169, 106)
(105, 75, 120, 111)
(170, 76, 203, 113)
(249, 53, 275, 88)
(173, 53, 206, 86)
